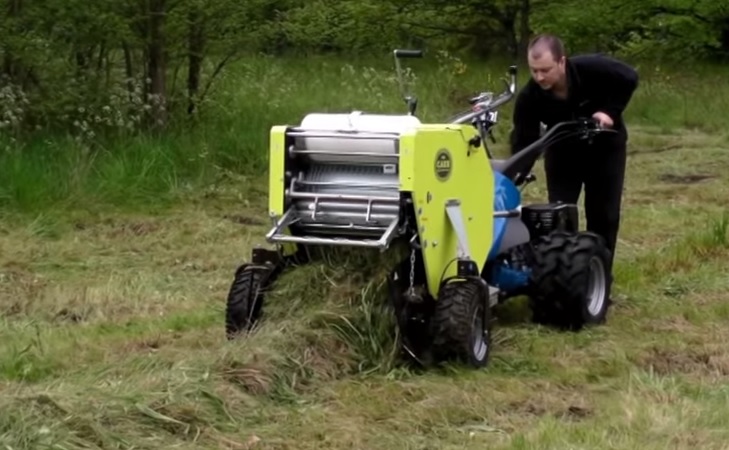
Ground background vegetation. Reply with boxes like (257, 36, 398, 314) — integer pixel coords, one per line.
(1, 0, 728, 214)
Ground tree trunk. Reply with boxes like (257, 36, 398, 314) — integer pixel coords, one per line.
(187, 9, 205, 115)
(122, 42, 137, 106)
(3, 0, 22, 80)
(719, 17, 729, 58)
(146, 0, 167, 129)
(517, 0, 531, 61)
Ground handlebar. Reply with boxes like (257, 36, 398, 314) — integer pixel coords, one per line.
(391, 48, 515, 121)
(393, 48, 425, 115)
(393, 49, 423, 58)
(450, 65, 517, 124)
(546, 118, 615, 140)
(500, 118, 618, 183)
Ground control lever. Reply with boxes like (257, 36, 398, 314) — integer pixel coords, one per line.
(468, 92, 493, 106)
(515, 172, 537, 190)
(393, 49, 424, 58)
(393, 48, 424, 116)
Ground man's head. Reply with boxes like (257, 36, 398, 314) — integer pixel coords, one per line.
(527, 34, 567, 91)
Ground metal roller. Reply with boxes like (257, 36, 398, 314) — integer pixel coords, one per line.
(288, 112, 421, 165)
(295, 164, 399, 197)
(268, 112, 419, 246)
(287, 164, 401, 235)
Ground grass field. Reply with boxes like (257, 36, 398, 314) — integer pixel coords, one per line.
(2, 55, 729, 449)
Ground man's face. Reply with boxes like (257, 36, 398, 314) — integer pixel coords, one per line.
(527, 49, 565, 91)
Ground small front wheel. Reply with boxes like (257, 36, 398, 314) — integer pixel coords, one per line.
(225, 265, 270, 339)
(430, 280, 492, 368)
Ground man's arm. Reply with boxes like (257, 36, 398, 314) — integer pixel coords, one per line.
(582, 55, 639, 124)
(509, 86, 541, 156)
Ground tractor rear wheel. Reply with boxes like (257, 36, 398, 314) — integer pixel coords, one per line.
(225, 265, 270, 339)
(529, 231, 612, 331)
(430, 279, 492, 368)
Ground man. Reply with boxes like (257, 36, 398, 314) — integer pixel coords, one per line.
(510, 33, 639, 268)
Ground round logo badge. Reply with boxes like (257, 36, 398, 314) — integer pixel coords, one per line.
(434, 148, 452, 181)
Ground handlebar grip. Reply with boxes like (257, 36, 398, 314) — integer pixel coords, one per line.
(508, 65, 517, 76)
(394, 49, 423, 58)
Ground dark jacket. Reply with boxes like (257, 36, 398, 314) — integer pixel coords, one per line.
(509, 53, 639, 155)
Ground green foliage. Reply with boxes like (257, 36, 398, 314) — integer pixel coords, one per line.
(278, 0, 403, 54)
(531, 0, 729, 62)
(1, 52, 728, 214)
(0, 0, 727, 215)
(0, 0, 726, 136)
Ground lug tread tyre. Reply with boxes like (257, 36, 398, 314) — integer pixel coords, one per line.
(529, 231, 612, 331)
(431, 280, 491, 368)
(225, 266, 267, 339)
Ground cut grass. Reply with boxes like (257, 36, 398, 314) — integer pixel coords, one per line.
(2, 123, 729, 449)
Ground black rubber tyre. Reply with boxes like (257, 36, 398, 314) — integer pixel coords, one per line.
(386, 256, 435, 366)
(225, 265, 268, 340)
(529, 230, 612, 331)
(430, 280, 492, 368)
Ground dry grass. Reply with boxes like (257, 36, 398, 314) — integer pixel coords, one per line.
(2, 126, 729, 449)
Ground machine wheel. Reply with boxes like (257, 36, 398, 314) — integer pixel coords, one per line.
(387, 255, 435, 366)
(225, 265, 270, 339)
(529, 231, 612, 331)
(430, 280, 492, 368)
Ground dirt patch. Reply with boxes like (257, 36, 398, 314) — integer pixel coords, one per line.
(1, 261, 34, 277)
(658, 173, 716, 184)
(67, 217, 163, 238)
(501, 398, 593, 423)
(0, 263, 47, 317)
(560, 405, 593, 421)
(122, 334, 172, 353)
(506, 399, 547, 417)
(220, 358, 275, 396)
(628, 144, 681, 156)
(637, 346, 729, 378)
(95, 220, 162, 238)
(641, 316, 696, 334)
(54, 308, 86, 323)
(223, 214, 265, 226)
(120, 221, 160, 236)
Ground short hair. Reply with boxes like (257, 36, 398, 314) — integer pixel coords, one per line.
(528, 34, 566, 60)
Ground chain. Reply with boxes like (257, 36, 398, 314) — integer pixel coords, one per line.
(408, 248, 416, 297)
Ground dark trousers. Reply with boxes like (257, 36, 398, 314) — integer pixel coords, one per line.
(543, 130, 628, 268)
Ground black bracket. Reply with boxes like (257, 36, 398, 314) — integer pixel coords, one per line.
(457, 258, 479, 277)
(251, 247, 282, 266)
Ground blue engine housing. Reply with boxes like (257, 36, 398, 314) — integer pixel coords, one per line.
(490, 262, 531, 292)
(488, 171, 522, 261)
(484, 170, 532, 294)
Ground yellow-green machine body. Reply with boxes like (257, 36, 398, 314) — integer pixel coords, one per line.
(226, 51, 615, 369)
(266, 119, 496, 299)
